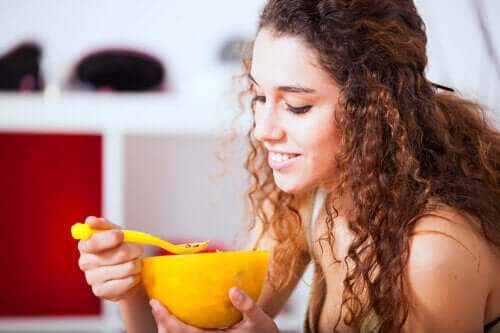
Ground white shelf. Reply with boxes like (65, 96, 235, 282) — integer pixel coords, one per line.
(0, 92, 246, 135)
(0, 316, 123, 333)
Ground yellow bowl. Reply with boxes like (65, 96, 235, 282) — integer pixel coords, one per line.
(142, 250, 270, 329)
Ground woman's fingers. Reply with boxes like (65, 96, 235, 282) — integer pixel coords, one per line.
(150, 299, 225, 333)
(85, 216, 121, 230)
(78, 243, 143, 270)
(148, 292, 278, 333)
(91, 274, 141, 302)
(85, 258, 142, 285)
(225, 287, 280, 332)
(150, 299, 195, 333)
(74, 217, 145, 302)
(78, 216, 124, 253)
(78, 229, 124, 253)
(228, 287, 262, 322)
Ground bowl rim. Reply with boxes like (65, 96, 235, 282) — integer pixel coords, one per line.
(142, 249, 270, 262)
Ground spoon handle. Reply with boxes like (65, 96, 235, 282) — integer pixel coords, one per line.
(71, 223, 208, 254)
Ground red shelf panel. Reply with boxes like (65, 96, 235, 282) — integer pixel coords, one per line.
(0, 132, 102, 316)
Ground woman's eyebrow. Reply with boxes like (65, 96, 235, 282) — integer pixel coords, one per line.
(248, 73, 316, 94)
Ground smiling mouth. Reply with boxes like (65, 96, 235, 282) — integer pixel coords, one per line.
(268, 152, 302, 171)
(268, 151, 301, 162)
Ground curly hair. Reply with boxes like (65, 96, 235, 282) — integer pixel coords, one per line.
(240, 0, 500, 332)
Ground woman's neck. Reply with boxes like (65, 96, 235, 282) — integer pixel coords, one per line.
(314, 185, 354, 220)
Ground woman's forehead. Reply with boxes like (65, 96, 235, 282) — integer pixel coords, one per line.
(250, 28, 336, 92)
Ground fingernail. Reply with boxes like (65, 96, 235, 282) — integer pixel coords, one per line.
(150, 299, 170, 317)
(231, 287, 245, 303)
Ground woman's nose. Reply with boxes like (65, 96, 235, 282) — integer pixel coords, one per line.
(253, 109, 285, 142)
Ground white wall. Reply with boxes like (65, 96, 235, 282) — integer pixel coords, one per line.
(124, 134, 249, 251)
(1, 0, 498, 107)
(415, 0, 500, 116)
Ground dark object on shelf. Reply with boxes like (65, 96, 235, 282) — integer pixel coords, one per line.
(219, 36, 252, 63)
(0, 42, 44, 91)
(69, 48, 166, 92)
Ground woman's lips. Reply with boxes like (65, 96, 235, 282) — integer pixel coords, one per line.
(268, 153, 302, 171)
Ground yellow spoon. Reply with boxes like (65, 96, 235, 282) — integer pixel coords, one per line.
(71, 222, 209, 254)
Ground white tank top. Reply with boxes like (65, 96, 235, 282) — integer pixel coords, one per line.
(305, 188, 381, 332)
(308, 187, 328, 249)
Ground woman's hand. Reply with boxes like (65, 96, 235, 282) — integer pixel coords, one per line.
(150, 287, 281, 333)
(77, 216, 144, 302)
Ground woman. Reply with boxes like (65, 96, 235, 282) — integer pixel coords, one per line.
(76, 0, 500, 332)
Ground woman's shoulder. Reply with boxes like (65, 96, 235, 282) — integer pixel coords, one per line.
(408, 201, 499, 291)
(412, 202, 497, 253)
(403, 202, 500, 330)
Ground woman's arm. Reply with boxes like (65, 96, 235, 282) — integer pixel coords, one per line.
(118, 284, 157, 333)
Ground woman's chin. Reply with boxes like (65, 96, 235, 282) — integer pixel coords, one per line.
(274, 175, 311, 194)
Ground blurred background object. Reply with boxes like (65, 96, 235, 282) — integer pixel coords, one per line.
(67, 48, 167, 92)
(218, 36, 253, 64)
(0, 1, 498, 333)
(0, 42, 44, 91)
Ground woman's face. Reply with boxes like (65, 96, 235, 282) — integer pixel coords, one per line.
(250, 27, 342, 194)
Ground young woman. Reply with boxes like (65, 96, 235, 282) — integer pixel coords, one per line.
(76, 0, 500, 332)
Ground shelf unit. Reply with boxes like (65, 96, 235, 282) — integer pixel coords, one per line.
(0, 92, 239, 333)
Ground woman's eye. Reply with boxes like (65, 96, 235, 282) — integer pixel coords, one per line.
(251, 95, 266, 104)
(286, 104, 312, 114)
(251, 94, 312, 114)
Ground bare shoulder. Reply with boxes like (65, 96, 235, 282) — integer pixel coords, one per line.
(403, 206, 497, 332)
(409, 206, 497, 279)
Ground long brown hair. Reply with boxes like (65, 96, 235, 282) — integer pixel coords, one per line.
(240, 0, 500, 332)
